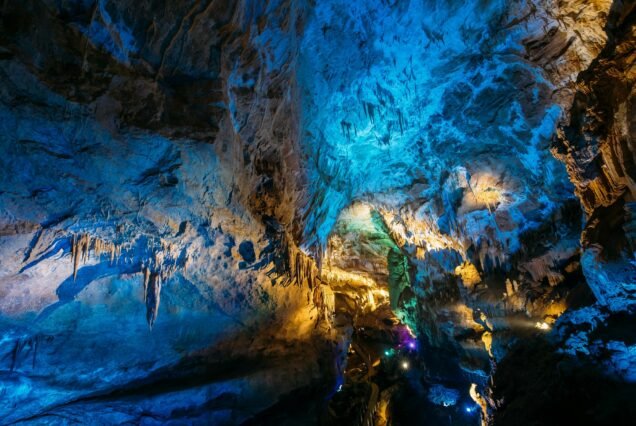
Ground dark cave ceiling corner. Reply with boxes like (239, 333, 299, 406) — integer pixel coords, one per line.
(0, 0, 634, 425)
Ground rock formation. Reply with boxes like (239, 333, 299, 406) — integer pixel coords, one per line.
(0, 0, 634, 424)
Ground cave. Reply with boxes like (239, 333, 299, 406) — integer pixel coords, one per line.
(0, 0, 635, 425)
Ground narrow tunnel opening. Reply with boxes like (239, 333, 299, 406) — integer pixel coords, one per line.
(321, 202, 486, 425)
(322, 202, 418, 425)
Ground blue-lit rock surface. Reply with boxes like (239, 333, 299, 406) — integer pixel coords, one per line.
(0, 0, 634, 425)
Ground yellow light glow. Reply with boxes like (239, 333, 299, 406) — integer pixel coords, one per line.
(535, 321, 550, 331)
(401, 361, 409, 370)
(481, 331, 493, 357)
(461, 172, 507, 215)
(321, 266, 378, 288)
(454, 261, 481, 287)
(378, 208, 466, 255)
(543, 299, 568, 317)
(453, 303, 485, 332)
(341, 202, 372, 221)
(375, 288, 390, 298)
(469, 383, 489, 426)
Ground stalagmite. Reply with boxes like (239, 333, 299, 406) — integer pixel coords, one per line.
(470, 383, 489, 426)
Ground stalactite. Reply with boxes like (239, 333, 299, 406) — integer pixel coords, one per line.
(295, 250, 302, 286)
(70, 233, 121, 280)
(304, 256, 312, 289)
(145, 272, 162, 329)
(143, 266, 150, 303)
(135, 241, 188, 328)
(71, 234, 76, 261)
(72, 234, 79, 280)
(80, 234, 89, 263)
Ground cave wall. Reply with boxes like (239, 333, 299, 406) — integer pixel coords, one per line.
(554, 2, 636, 244)
(0, 1, 333, 423)
(490, 2, 636, 424)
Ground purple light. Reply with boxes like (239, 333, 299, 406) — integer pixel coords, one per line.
(408, 341, 416, 349)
